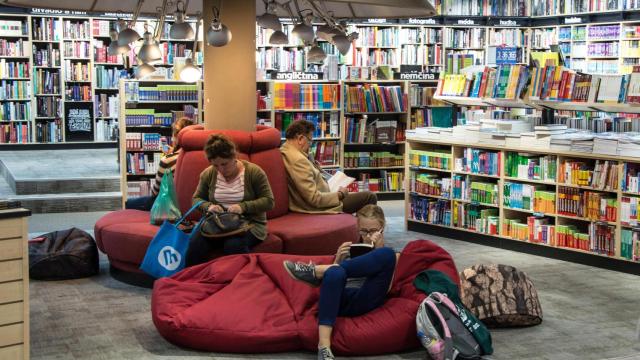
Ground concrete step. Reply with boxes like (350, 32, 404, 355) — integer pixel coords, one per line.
(7, 192, 122, 214)
(10, 176, 121, 195)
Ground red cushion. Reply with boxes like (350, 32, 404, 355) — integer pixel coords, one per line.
(94, 210, 155, 254)
(268, 213, 358, 255)
(151, 239, 459, 355)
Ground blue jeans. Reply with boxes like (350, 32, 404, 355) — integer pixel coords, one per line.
(318, 247, 396, 327)
(125, 195, 156, 211)
(185, 230, 260, 267)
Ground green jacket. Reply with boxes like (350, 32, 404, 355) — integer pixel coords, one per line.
(192, 160, 274, 240)
(414, 269, 494, 355)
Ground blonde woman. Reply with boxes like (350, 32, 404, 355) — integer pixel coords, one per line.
(283, 205, 398, 360)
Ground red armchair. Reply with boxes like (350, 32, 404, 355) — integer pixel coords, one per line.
(94, 126, 357, 285)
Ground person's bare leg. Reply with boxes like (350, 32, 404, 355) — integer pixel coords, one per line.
(319, 325, 333, 349)
(314, 264, 338, 279)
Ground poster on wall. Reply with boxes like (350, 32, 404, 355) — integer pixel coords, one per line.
(64, 101, 94, 142)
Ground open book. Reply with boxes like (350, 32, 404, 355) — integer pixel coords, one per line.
(326, 171, 355, 192)
(349, 243, 374, 258)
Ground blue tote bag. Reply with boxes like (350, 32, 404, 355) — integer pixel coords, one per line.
(140, 201, 204, 278)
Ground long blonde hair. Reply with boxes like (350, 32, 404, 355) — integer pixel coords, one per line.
(356, 204, 386, 228)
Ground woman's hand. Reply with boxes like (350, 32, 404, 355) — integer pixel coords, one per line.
(227, 204, 243, 214)
(334, 242, 352, 264)
(207, 204, 224, 213)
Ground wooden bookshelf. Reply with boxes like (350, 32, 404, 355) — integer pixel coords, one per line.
(118, 79, 203, 205)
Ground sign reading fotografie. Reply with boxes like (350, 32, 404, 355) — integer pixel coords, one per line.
(64, 101, 94, 142)
(271, 71, 324, 81)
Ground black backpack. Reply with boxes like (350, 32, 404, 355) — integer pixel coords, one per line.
(29, 228, 99, 280)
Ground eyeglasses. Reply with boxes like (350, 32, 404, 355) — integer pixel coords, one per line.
(359, 228, 382, 236)
(300, 134, 313, 143)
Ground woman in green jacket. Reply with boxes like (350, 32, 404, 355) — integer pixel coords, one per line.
(186, 134, 275, 266)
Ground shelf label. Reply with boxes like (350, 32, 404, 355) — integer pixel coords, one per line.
(271, 71, 324, 81)
(533, 212, 545, 217)
(487, 18, 528, 27)
(457, 19, 476, 25)
(404, 18, 441, 25)
(394, 72, 440, 80)
(494, 47, 520, 65)
(564, 16, 584, 24)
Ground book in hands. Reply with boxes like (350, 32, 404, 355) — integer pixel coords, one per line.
(349, 243, 374, 258)
(327, 171, 355, 192)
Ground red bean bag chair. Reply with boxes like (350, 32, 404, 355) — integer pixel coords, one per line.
(151, 239, 459, 355)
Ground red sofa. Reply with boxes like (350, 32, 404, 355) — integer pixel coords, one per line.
(94, 126, 357, 283)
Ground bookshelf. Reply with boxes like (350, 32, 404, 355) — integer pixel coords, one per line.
(119, 79, 203, 204)
(405, 137, 640, 267)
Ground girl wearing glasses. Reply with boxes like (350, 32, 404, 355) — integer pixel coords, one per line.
(283, 204, 398, 360)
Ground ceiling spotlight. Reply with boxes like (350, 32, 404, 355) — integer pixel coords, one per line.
(169, 1, 194, 40)
(179, 58, 201, 82)
(117, 19, 141, 46)
(206, 3, 232, 47)
(257, 1, 281, 31)
(138, 31, 163, 63)
(315, 24, 334, 42)
(135, 63, 156, 79)
(269, 30, 288, 45)
(107, 29, 130, 55)
(332, 32, 352, 55)
(307, 44, 326, 63)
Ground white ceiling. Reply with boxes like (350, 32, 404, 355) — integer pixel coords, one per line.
(0, 0, 435, 18)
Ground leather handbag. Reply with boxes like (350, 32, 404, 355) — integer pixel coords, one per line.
(200, 209, 253, 238)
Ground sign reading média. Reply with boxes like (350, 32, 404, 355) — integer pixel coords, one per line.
(64, 101, 94, 142)
(271, 71, 324, 81)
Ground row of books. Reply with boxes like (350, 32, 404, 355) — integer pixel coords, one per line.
(94, 94, 119, 119)
(126, 180, 153, 198)
(309, 141, 339, 166)
(557, 159, 619, 190)
(505, 152, 557, 182)
(503, 182, 556, 213)
(33, 69, 60, 95)
(451, 175, 496, 204)
(344, 151, 403, 168)
(454, 148, 501, 176)
(272, 83, 339, 110)
(351, 48, 398, 67)
(557, 187, 618, 221)
(0, 60, 29, 78)
(410, 197, 452, 226)
(0, 20, 27, 37)
(444, 28, 486, 49)
(409, 149, 452, 170)
(441, 0, 527, 16)
(0, 80, 30, 100)
(488, 28, 526, 47)
(400, 45, 442, 67)
(445, 52, 483, 75)
(344, 118, 404, 143)
(275, 112, 339, 138)
(93, 42, 122, 64)
(65, 84, 91, 101)
(621, 196, 640, 226)
(623, 163, 640, 193)
(126, 152, 162, 175)
(410, 107, 454, 129)
(256, 47, 306, 73)
(0, 122, 30, 144)
(125, 133, 169, 151)
(95, 119, 117, 142)
(36, 97, 60, 118)
(344, 84, 406, 113)
(124, 109, 174, 127)
(62, 20, 90, 40)
(64, 61, 90, 82)
(62, 41, 90, 58)
(33, 44, 60, 67)
(452, 203, 499, 234)
(411, 173, 452, 198)
(0, 101, 30, 120)
(621, 229, 640, 262)
(503, 217, 555, 244)
(354, 26, 399, 48)
(91, 19, 111, 37)
(558, 223, 615, 256)
(400, 28, 442, 45)
(347, 171, 404, 192)
(0, 39, 26, 57)
(124, 83, 199, 102)
(438, 65, 530, 100)
(35, 119, 62, 143)
(95, 66, 127, 89)
(32, 18, 60, 41)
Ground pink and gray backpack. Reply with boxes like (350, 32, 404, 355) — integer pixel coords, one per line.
(416, 292, 484, 360)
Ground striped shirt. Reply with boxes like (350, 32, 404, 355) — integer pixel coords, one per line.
(151, 152, 179, 196)
(214, 168, 246, 208)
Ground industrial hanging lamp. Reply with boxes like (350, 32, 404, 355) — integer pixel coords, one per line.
(169, 0, 194, 40)
(206, 0, 232, 47)
(107, 29, 130, 56)
(134, 62, 156, 79)
(117, 0, 144, 46)
(257, 0, 282, 31)
(137, 1, 169, 63)
(307, 42, 326, 63)
(180, 12, 202, 82)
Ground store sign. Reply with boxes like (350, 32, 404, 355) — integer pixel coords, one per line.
(31, 7, 87, 15)
(457, 19, 476, 25)
(564, 16, 583, 24)
(487, 18, 527, 27)
(394, 72, 440, 80)
(495, 47, 520, 64)
(272, 71, 323, 80)
(403, 18, 441, 25)
(64, 102, 94, 142)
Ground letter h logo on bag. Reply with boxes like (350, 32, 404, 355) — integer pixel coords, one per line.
(158, 246, 182, 271)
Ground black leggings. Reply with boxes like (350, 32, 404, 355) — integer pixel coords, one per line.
(185, 230, 260, 267)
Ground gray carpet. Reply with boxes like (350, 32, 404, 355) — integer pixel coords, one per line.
(28, 204, 640, 360)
